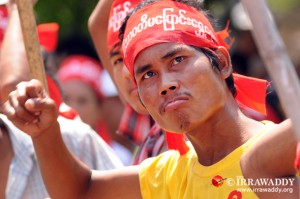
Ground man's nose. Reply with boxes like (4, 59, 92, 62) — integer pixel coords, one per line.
(160, 74, 179, 96)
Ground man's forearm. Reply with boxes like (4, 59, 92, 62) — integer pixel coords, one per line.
(32, 120, 92, 199)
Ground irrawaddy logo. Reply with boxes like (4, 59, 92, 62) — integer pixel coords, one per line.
(211, 175, 243, 199)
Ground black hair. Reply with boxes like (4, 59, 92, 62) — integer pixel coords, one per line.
(119, 0, 236, 97)
(199, 48, 236, 97)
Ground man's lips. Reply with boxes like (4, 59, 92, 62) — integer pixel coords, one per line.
(161, 95, 189, 113)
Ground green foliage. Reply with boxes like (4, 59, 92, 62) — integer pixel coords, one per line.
(34, 0, 299, 39)
(34, 0, 98, 38)
(267, 0, 300, 15)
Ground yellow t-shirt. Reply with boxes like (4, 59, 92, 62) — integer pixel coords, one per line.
(139, 122, 275, 199)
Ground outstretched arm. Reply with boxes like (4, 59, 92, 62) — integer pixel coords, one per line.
(1, 80, 142, 199)
(241, 119, 299, 198)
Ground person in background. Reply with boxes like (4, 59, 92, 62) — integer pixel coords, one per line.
(99, 69, 137, 162)
(57, 55, 113, 144)
(0, 1, 123, 198)
(57, 55, 133, 165)
(0, 109, 122, 199)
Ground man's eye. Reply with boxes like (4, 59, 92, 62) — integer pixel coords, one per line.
(113, 58, 123, 66)
(143, 71, 156, 79)
(173, 56, 184, 65)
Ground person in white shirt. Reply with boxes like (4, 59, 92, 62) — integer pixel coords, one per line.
(0, 113, 123, 199)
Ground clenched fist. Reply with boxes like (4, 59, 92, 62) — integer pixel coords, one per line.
(2, 79, 58, 137)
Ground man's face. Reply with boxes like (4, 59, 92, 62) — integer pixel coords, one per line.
(61, 80, 103, 129)
(110, 51, 148, 114)
(134, 43, 228, 133)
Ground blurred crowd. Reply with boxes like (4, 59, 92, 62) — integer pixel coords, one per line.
(0, 0, 299, 198)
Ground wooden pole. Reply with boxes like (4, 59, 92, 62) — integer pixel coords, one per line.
(16, 0, 48, 93)
(240, 0, 300, 141)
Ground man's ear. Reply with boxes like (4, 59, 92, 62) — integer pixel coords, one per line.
(215, 46, 232, 79)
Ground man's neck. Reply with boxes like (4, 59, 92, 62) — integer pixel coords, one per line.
(186, 103, 264, 166)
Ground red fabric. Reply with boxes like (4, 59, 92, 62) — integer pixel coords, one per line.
(46, 74, 80, 119)
(165, 132, 189, 155)
(295, 143, 300, 172)
(97, 121, 112, 145)
(46, 74, 62, 108)
(59, 105, 78, 120)
(57, 55, 104, 100)
(37, 23, 59, 53)
(0, 5, 8, 48)
(107, 0, 140, 52)
(216, 20, 235, 50)
(0, 7, 58, 51)
(117, 104, 151, 145)
(234, 73, 267, 115)
(132, 122, 164, 165)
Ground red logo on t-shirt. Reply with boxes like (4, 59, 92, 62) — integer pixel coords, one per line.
(212, 175, 226, 187)
(228, 190, 242, 199)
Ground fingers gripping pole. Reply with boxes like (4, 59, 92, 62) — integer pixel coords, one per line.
(16, 0, 48, 94)
(241, 0, 300, 141)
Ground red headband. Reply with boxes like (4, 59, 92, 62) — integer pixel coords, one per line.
(107, 0, 140, 53)
(122, 1, 267, 114)
(58, 55, 104, 100)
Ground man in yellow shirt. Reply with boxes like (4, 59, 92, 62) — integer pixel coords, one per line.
(2, 0, 299, 198)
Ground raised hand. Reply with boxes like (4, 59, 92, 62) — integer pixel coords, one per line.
(2, 79, 58, 137)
